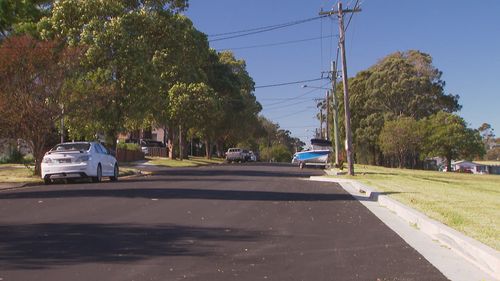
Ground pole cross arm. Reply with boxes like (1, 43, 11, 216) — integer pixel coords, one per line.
(319, 8, 361, 16)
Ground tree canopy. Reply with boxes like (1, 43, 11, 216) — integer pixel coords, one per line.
(334, 50, 463, 167)
(0, 35, 80, 174)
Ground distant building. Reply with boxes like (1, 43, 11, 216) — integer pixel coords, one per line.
(451, 160, 500, 175)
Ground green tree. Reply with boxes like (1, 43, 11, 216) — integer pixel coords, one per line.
(260, 144, 292, 163)
(204, 51, 261, 155)
(253, 116, 302, 162)
(38, 0, 189, 148)
(478, 123, 496, 160)
(168, 82, 221, 159)
(421, 111, 485, 171)
(336, 50, 461, 165)
(378, 117, 423, 168)
(0, 0, 51, 39)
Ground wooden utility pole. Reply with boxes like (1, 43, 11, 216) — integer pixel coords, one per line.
(330, 61, 340, 167)
(320, 2, 360, 176)
(319, 107, 324, 138)
(325, 90, 330, 141)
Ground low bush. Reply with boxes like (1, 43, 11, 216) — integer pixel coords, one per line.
(117, 142, 140, 151)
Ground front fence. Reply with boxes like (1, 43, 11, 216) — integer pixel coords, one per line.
(116, 149, 145, 162)
(146, 147, 168, 158)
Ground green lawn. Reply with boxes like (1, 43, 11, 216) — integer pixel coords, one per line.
(0, 165, 41, 183)
(145, 156, 224, 167)
(0, 164, 140, 183)
(329, 165, 500, 250)
(475, 160, 500, 166)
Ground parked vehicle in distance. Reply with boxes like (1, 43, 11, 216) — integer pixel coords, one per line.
(139, 139, 165, 155)
(41, 142, 118, 184)
(242, 149, 250, 161)
(125, 139, 165, 155)
(292, 138, 332, 169)
(248, 151, 257, 162)
(226, 148, 247, 163)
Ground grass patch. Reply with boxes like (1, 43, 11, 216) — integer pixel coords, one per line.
(329, 164, 500, 250)
(119, 167, 140, 177)
(0, 165, 41, 183)
(145, 156, 224, 168)
(475, 160, 500, 166)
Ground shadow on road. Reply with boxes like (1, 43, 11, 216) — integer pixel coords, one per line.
(148, 165, 325, 178)
(0, 188, 359, 201)
(0, 223, 264, 270)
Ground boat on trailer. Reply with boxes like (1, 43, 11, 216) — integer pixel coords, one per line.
(292, 139, 332, 169)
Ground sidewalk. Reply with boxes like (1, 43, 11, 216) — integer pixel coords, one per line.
(310, 175, 499, 281)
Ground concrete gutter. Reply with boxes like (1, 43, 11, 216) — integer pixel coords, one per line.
(310, 176, 500, 280)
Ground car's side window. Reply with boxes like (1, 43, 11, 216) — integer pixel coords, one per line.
(94, 143, 103, 154)
(100, 144, 108, 155)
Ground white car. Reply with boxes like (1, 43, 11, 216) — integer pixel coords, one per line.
(41, 142, 118, 184)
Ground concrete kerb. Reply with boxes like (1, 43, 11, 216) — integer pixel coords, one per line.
(309, 176, 500, 280)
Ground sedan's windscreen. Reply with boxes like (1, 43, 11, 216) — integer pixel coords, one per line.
(51, 143, 91, 152)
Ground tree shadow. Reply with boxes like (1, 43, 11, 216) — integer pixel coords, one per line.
(147, 165, 324, 178)
(0, 187, 357, 202)
(357, 172, 400, 176)
(0, 223, 265, 270)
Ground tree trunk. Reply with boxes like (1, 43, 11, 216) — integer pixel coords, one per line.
(446, 156, 452, 172)
(178, 125, 183, 160)
(167, 126, 176, 159)
(105, 130, 117, 151)
(216, 139, 224, 158)
(205, 140, 212, 159)
(30, 139, 46, 177)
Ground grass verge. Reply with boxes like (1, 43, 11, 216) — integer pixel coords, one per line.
(119, 167, 140, 177)
(0, 165, 41, 183)
(329, 164, 500, 250)
(0, 164, 141, 185)
(475, 160, 500, 166)
(145, 156, 224, 167)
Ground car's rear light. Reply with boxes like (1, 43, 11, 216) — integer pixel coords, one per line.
(75, 155, 90, 163)
(42, 157, 52, 163)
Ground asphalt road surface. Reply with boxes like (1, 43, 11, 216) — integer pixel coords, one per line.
(0, 163, 448, 281)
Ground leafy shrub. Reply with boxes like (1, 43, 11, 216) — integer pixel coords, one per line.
(117, 142, 141, 151)
(1, 148, 24, 164)
(260, 144, 292, 163)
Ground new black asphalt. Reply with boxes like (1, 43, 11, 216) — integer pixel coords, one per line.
(0, 163, 448, 280)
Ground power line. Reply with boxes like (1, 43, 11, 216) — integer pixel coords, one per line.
(273, 107, 317, 120)
(345, 0, 360, 31)
(255, 78, 325, 89)
(264, 98, 323, 111)
(208, 15, 326, 37)
(259, 81, 330, 107)
(279, 125, 317, 129)
(259, 96, 320, 101)
(209, 16, 327, 42)
(216, 34, 338, 51)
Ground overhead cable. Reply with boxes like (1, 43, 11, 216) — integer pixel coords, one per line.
(209, 15, 327, 42)
(216, 34, 338, 51)
(255, 78, 325, 89)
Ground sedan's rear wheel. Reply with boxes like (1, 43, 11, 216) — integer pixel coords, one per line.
(110, 164, 119, 182)
(92, 164, 102, 183)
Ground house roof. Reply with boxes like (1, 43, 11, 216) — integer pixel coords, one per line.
(451, 160, 485, 166)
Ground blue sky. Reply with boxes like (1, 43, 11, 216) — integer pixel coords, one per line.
(185, 0, 500, 143)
